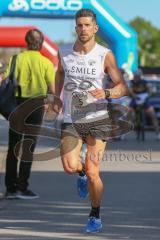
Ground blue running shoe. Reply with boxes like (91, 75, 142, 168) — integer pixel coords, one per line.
(85, 217, 102, 233)
(77, 175, 88, 198)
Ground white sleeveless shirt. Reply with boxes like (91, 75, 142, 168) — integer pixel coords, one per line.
(60, 43, 111, 123)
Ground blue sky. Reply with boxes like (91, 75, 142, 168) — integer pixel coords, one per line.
(0, 0, 159, 43)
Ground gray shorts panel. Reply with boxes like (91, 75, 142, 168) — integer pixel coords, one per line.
(61, 118, 112, 142)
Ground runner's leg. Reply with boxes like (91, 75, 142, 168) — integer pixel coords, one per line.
(84, 136, 106, 232)
(61, 132, 83, 174)
(85, 136, 106, 207)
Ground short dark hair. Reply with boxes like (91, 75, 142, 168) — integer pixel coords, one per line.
(25, 29, 44, 51)
(75, 9, 97, 24)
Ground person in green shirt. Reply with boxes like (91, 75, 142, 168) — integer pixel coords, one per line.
(4, 29, 56, 200)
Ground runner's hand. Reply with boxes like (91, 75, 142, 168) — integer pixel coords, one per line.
(52, 96, 63, 114)
(44, 96, 62, 114)
(89, 89, 105, 99)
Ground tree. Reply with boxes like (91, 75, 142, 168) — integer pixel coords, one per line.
(129, 17, 160, 67)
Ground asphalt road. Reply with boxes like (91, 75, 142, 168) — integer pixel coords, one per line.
(0, 117, 160, 240)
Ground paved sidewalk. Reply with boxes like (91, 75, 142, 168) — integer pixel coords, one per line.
(1, 171, 160, 240)
(1, 117, 160, 239)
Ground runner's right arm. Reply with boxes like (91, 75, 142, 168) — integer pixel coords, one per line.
(50, 52, 64, 114)
(55, 52, 65, 97)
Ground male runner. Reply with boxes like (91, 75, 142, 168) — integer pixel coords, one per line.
(55, 9, 129, 233)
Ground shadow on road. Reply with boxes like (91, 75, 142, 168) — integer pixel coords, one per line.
(0, 171, 160, 240)
(108, 131, 160, 152)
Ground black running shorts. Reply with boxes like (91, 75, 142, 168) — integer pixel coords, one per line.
(61, 118, 112, 142)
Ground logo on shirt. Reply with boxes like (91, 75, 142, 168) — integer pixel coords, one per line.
(66, 58, 75, 64)
(77, 58, 86, 66)
(88, 59, 96, 66)
(69, 66, 96, 75)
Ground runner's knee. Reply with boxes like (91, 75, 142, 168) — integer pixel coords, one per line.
(62, 156, 78, 174)
(62, 164, 74, 174)
(86, 170, 99, 183)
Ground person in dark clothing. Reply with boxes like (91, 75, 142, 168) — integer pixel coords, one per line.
(129, 70, 160, 140)
(2, 29, 55, 199)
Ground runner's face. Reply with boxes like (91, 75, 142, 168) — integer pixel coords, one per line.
(75, 17, 98, 43)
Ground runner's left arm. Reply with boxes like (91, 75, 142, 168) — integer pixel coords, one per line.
(90, 51, 129, 99)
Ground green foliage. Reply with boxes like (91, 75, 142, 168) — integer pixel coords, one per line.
(129, 17, 160, 66)
(95, 35, 108, 48)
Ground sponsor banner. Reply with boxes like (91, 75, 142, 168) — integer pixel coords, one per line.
(2, 0, 87, 17)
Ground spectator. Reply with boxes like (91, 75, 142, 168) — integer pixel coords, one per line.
(2, 29, 55, 199)
(129, 69, 160, 140)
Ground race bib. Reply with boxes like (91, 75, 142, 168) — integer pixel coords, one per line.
(72, 91, 88, 108)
